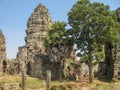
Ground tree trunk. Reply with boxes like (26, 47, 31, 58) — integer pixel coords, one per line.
(88, 52, 93, 83)
(22, 70, 26, 90)
(105, 41, 114, 81)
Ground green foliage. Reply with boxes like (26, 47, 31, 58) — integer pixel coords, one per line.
(68, 0, 119, 64)
(68, 0, 119, 83)
(68, 0, 119, 52)
(45, 22, 65, 46)
(44, 21, 73, 48)
(8, 59, 16, 75)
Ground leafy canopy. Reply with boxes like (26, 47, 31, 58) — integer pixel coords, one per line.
(68, 0, 119, 56)
(44, 21, 73, 47)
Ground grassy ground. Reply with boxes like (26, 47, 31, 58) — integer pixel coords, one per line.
(0, 75, 120, 90)
(0, 75, 46, 90)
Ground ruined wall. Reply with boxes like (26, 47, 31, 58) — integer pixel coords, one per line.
(25, 3, 51, 78)
(114, 42, 120, 78)
(16, 3, 77, 79)
(47, 45, 76, 80)
(0, 30, 6, 75)
(16, 46, 27, 74)
(114, 7, 120, 79)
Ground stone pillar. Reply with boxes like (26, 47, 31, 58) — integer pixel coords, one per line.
(0, 30, 6, 76)
(22, 69, 26, 90)
(113, 7, 120, 79)
(46, 70, 51, 90)
(0, 60, 2, 76)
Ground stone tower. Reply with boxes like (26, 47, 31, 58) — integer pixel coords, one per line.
(25, 3, 51, 53)
(17, 3, 52, 78)
(0, 29, 6, 75)
(114, 7, 120, 79)
(25, 3, 51, 77)
(16, 3, 75, 79)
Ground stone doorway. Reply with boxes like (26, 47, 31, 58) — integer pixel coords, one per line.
(27, 62, 31, 75)
(3, 60, 7, 73)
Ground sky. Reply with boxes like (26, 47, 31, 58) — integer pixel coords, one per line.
(0, 0, 120, 59)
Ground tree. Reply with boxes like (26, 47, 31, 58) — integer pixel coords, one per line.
(68, 0, 119, 83)
(44, 21, 73, 80)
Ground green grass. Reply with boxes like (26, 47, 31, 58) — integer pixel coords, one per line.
(26, 77, 45, 89)
(14, 75, 46, 89)
(0, 75, 46, 89)
(88, 80, 120, 90)
(94, 82, 120, 90)
(0, 75, 120, 90)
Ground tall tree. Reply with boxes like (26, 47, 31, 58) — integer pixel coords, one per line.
(68, 0, 119, 83)
(44, 21, 73, 80)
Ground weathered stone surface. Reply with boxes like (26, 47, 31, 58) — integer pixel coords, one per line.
(95, 61, 106, 79)
(113, 7, 120, 79)
(47, 45, 76, 80)
(16, 3, 77, 80)
(16, 46, 27, 74)
(2, 83, 20, 90)
(113, 42, 120, 78)
(25, 3, 51, 78)
(0, 29, 7, 75)
(16, 3, 51, 78)
(25, 3, 51, 51)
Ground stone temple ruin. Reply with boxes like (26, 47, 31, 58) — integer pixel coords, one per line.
(114, 42, 120, 79)
(114, 7, 120, 79)
(0, 30, 7, 76)
(0, 2, 119, 81)
(15, 4, 120, 80)
(16, 3, 77, 80)
(17, 3, 52, 78)
(96, 7, 120, 79)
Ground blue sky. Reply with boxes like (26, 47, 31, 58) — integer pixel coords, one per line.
(0, 0, 120, 59)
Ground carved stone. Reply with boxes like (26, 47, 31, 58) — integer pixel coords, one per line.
(113, 42, 120, 78)
(17, 3, 51, 78)
(0, 30, 6, 76)
(113, 7, 120, 79)
(16, 3, 76, 80)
